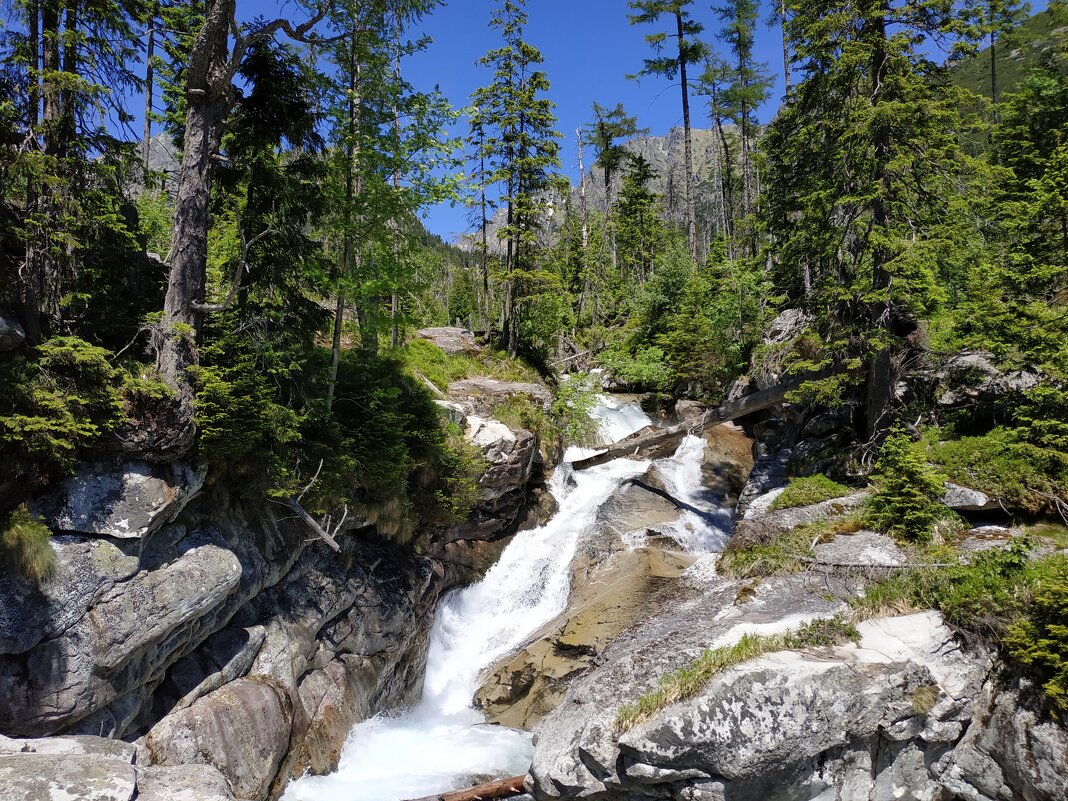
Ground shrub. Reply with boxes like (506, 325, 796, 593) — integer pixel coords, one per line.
(864, 429, 951, 542)
(0, 507, 55, 583)
(0, 337, 124, 482)
(929, 427, 1068, 516)
(1006, 556, 1068, 713)
(771, 475, 853, 510)
(550, 373, 599, 445)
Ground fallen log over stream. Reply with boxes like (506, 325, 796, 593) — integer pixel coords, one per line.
(570, 372, 828, 471)
(403, 774, 527, 801)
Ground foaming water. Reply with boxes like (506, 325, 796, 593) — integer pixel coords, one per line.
(588, 394, 651, 446)
(283, 400, 653, 801)
(651, 435, 734, 552)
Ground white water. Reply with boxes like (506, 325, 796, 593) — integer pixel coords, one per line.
(283, 399, 653, 801)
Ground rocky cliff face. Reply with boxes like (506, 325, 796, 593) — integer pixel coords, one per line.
(0, 372, 545, 801)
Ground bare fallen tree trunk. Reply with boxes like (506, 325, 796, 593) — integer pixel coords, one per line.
(403, 775, 527, 801)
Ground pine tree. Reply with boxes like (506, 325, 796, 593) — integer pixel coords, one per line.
(472, 0, 562, 356)
(627, 0, 707, 263)
(715, 0, 773, 221)
(984, 0, 1031, 111)
(762, 0, 982, 435)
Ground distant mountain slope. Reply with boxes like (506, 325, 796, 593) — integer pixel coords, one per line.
(949, 5, 1068, 98)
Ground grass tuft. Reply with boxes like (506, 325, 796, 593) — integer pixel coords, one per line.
(1, 507, 56, 583)
(718, 514, 863, 580)
(771, 475, 854, 510)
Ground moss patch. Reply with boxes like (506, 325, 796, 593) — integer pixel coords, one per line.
(771, 475, 853, 511)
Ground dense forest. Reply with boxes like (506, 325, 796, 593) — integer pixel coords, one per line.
(0, 0, 1066, 699)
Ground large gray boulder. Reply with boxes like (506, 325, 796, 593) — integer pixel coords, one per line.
(144, 677, 292, 801)
(943, 482, 1000, 513)
(417, 326, 479, 354)
(935, 352, 1043, 407)
(30, 461, 207, 539)
(467, 416, 538, 501)
(529, 611, 992, 801)
(449, 377, 553, 415)
(135, 764, 235, 801)
(0, 541, 241, 735)
(0, 313, 25, 351)
(942, 678, 1068, 801)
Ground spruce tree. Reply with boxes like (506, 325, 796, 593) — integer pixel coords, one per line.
(762, 0, 982, 435)
(627, 0, 708, 263)
(472, 0, 562, 355)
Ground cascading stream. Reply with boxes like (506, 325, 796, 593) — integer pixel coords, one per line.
(283, 397, 728, 801)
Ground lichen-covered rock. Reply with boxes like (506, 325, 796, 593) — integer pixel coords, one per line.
(732, 491, 868, 549)
(941, 679, 1068, 801)
(0, 541, 241, 735)
(135, 764, 235, 801)
(811, 530, 906, 567)
(0, 536, 139, 655)
(0, 753, 137, 800)
(30, 461, 207, 539)
(145, 677, 292, 801)
(449, 378, 553, 415)
(0, 734, 136, 760)
(529, 611, 991, 801)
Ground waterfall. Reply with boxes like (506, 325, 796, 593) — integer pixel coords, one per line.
(283, 398, 723, 801)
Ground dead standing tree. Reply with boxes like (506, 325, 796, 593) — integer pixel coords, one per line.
(156, 0, 336, 454)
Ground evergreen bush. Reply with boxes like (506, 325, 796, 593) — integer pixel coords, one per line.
(864, 429, 951, 542)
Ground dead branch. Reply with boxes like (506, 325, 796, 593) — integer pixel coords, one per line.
(285, 497, 341, 553)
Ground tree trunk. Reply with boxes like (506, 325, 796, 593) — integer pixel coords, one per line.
(866, 3, 894, 439)
(781, 0, 791, 98)
(157, 0, 234, 410)
(403, 775, 526, 801)
(143, 8, 156, 179)
(23, 0, 42, 341)
(676, 11, 697, 263)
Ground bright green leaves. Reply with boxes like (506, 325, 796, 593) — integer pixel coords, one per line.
(864, 428, 952, 542)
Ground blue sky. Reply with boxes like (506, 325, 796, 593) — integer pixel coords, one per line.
(239, 0, 792, 240)
(238, 0, 1045, 240)
(402, 0, 791, 240)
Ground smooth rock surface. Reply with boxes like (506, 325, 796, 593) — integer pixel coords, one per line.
(0, 313, 25, 350)
(529, 611, 992, 801)
(145, 677, 292, 801)
(135, 764, 236, 801)
(30, 462, 207, 539)
(417, 326, 479, 354)
(943, 482, 999, 513)
(0, 753, 137, 801)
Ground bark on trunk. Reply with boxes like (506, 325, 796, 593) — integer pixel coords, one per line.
(676, 11, 697, 263)
(143, 10, 156, 178)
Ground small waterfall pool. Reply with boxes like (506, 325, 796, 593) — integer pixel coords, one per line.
(283, 397, 729, 801)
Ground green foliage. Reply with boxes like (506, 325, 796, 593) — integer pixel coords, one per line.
(0, 337, 123, 482)
(433, 427, 489, 525)
(615, 615, 859, 731)
(0, 507, 54, 583)
(399, 339, 541, 392)
(772, 475, 853, 510)
(136, 192, 173, 257)
(550, 373, 599, 445)
(1006, 557, 1068, 712)
(864, 430, 951, 542)
(928, 426, 1068, 516)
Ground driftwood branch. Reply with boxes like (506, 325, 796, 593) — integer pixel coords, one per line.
(285, 498, 341, 553)
(402, 775, 527, 801)
(192, 213, 272, 313)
